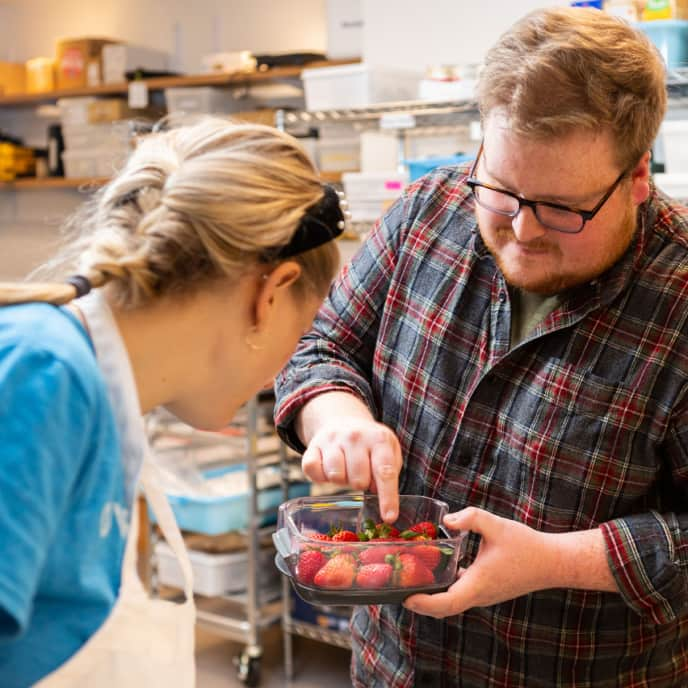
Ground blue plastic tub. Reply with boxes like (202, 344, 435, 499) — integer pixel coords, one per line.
(637, 20, 688, 70)
(569, 0, 603, 8)
(151, 463, 310, 535)
(406, 153, 473, 181)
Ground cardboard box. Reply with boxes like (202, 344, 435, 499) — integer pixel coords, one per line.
(0, 62, 26, 96)
(643, 0, 688, 20)
(55, 37, 118, 89)
(88, 98, 163, 124)
(25, 57, 55, 93)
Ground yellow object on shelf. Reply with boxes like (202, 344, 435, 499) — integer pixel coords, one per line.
(25, 57, 55, 93)
(642, 0, 688, 20)
(0, 143, 36, 182)
(0, 62, 26, 96)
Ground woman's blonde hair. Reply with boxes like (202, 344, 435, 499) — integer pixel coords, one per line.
(0, 117, 339, 306)
(478, 7, 667, 170)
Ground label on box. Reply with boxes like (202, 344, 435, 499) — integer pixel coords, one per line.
(128, 81, 149, 108)
(60, 48, 85, 79)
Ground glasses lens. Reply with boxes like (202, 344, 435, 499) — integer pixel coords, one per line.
(535, 205, 584, 233)
(473, 186, 519, 216)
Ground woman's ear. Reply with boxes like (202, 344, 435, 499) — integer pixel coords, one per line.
(630, 151, 651, 206)
(253, 261, 302, 331)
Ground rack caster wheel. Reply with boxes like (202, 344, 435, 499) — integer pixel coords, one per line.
(235, 647, 261, 687)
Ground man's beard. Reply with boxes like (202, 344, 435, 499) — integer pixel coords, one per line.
(479, 204, 638, 296)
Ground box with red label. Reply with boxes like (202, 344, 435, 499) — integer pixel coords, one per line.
(55, 37, 118, 90)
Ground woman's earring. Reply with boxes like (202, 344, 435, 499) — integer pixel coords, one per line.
(245, 327, 264, 352)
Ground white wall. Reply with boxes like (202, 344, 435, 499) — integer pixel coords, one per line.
(362, 0, 567, 71)
(0, 0, 327, 73)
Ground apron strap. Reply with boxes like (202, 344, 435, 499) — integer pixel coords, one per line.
(131, 459, 195, 602)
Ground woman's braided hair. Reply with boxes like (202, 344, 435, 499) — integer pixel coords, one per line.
(0, 117, 339, 307)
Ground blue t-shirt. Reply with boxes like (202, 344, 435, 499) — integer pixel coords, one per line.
(0, 303, 127, 687)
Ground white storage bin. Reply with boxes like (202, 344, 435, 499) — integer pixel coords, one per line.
(165, 86, 253, 115)
(318, 136, 360, 172)
(155, 542, 279, 597)
(301, 63, 420, 111)
(360, 130, 398, 172)
(654, 173, 688, 201)
(62, 148, 128, 178)
(57, 97, 98, 127)
(62, 121, 131, 151)
(661, 120, 688, 173)
(343, 171, 408, 221)
(342, 170, 408, 200)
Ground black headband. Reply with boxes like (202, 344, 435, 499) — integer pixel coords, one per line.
(266, 184, 347, 260)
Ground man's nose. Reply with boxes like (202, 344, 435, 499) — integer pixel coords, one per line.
(510, 205, 548, 243)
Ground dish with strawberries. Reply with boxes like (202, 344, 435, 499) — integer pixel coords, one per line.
(273, 494, 466, 605)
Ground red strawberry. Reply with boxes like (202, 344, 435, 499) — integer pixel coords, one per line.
(356, 563, 393, 589)
(309, 532, 332, 542)
(295, 550, 327, 585)
(411, 544, 441, 571)
(313, 553, 356, 589)
(331, 529, 359, 542)
(400, 521, 438, 540)
(395, 553, 435, 588)
(375, 523, 400, 538)
(359, 544, 402, 565)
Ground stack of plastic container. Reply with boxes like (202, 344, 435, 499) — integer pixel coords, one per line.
(58, 97, 132, 178)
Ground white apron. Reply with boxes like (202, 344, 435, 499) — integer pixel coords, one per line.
(35, 292, 196, 688)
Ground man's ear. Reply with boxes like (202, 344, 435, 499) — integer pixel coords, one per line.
(253, 261, 302, 331)
(630, 151, 651, 206)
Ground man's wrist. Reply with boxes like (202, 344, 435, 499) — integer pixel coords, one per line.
(540, 528, 619, 593)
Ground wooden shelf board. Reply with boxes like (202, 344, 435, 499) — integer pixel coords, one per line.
(0, 60, 360, 107)
(1, 176, 108, 190)
(2, 172, 345, 191)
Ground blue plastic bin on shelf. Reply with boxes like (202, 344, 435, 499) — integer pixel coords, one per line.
(637, 20, 688, 70)
(406, 154, 473, 182)
(569, 0, 602, 8)
(151, 463, 310, 535)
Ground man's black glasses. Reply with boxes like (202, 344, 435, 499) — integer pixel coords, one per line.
(466, 142, 628, 234)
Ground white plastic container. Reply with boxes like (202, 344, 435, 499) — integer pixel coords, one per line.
(360, 130, 398, 172)
(57, 97, 98, 127)
(662, 120, 688, 173)
(165, 86, 253, 115)
(418, 78, 477, 102)
(342, 171, 408, 221)
(301, 63, 420, 111)
(62, 121, 131, 151)
(653, 173, 688, 200)
(62, 148, 128, 178)
(317, 136, 360, 172)
(342, 170, 408, 200)
(155, 542, 279, 597)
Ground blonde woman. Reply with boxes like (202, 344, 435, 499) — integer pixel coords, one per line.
(0, 118, 342, 687)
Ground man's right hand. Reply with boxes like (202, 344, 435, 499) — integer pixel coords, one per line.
(297, 392, 402, 522)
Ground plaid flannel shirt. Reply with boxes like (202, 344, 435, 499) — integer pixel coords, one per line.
(274, 165, 688, 687)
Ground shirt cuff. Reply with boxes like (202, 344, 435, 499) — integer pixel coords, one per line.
(600, 510, 688, 624)
(275, 367, 377, 454)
